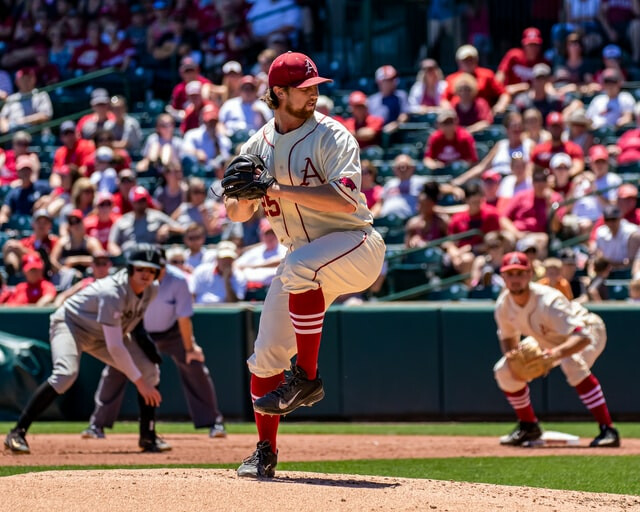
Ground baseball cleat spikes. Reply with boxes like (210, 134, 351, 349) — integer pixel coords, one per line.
(590, 425, 621, 447)
(5, 428, 30, 454)
(253, 365, 324, 416)
(500, 421, 542, 446)
(237, 440, 277, 478)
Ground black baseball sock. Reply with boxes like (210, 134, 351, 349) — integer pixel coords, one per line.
(16, 381, 60, 432)
(137, 391, 156, 440)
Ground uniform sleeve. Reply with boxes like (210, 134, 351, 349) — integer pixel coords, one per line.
(494, 304, 520, 340)
(323, 126, 363, 208)
(544, 296, 583, 338)
(174, 276, 194, 318)
(102, 324, 143, 383)
(96, 290, 124, 327)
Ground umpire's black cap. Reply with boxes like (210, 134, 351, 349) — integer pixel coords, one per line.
(126, 244, 164, 270)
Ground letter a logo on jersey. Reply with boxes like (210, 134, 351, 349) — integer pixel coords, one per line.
(300, 158, 325, 186)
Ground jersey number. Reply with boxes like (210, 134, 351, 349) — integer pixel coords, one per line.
(261, 195, 281, 217)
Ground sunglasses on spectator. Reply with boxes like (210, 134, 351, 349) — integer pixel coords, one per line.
(169, 259, 185, 265)
(120, 177, 135, 183)
(61, 130, 75, 135)
(191, 189, 206, 194)
(187, 234, 204, 241)
(68, 218, 82, 225)
(98, 201, 112, 207)
(14, 140, 29, 146)
(603, 78, 619, 84)
(158, 123, 173, 128)
(94, 259, 111, 266)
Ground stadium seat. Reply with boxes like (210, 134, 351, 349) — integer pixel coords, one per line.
(373, 214, 407, 244)
(473, 125, 506, 144)
(426, 283, 469, 301)
(385, 266, 430, 296)
(606, 281, 629, 300)
(360, 145, 385, 161)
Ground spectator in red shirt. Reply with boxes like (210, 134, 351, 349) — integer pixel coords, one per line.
(6, 253, 57, 306)
(496, 27, 548, 89)
(361, 160, 384, 216)
(481, 169, 501, 208)
(615, 103, 640, 164)
(450, 73, 493, 134)
(180, 81, 209, 134)
(111, 169, 155, 214)
(169, 56, 213, 116)
(76, 89, 116, 141)
(405, 182, 449, 248)
(2, 209, 59, 276)
(424, 109, 478, 171)
(84, 130, 132, 177)
(589, 183, 640, 241)
(0, 130, 32, 185)
(530, 111, 584, 176)
(99, 21, 136, 71)
(444, 44, 511, 114)
(33, 46, 60, 87)
(68, 21, 104, 74)
(504, 168, 565, 238)
(340, 91, 385, 148)
(53, 120, 95, 175)
(84, 191, 121, 253)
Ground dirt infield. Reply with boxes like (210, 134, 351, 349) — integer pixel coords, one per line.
(3, 434, 640, 511)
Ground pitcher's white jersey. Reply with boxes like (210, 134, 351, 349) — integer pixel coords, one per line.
(495, 282, 599, 348)
(241, 111, 373, 250)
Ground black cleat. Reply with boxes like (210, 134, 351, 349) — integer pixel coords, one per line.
(5, 428, 30, 454)
(253, 365, 324, 415)
(237, 440, 278, 478)
(590, 425, 620, 447)
(139, 435, 172, 453)
(500, 422, 543, 446)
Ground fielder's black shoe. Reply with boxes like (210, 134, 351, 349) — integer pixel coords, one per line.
(253, 365, 324, 415)
(590, 425, 621, 447)
(139, 435, 172, 453)
(237, 440, 277, 478)
(5, 428, 30, 454)
(500, 422, 542, 446)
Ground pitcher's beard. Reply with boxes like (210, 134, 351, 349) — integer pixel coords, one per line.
(285, 103, 315, 120)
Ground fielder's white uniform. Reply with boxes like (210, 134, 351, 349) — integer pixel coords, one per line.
(493, 282, 607, 391)
(241, 111, 386, 377)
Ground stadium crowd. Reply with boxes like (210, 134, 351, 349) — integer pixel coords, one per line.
(2, 0, 640, 305)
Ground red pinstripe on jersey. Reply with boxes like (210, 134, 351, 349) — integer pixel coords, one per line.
(333, 181, 359, 207)
(261, 126, 275, 148)
(312, 231, 368, 281)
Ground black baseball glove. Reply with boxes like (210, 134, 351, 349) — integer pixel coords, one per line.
(220, 154, 275, 200)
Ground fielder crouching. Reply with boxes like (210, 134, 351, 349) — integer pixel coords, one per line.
(5, 244, 170, 454)
(493, 251, 619, 448)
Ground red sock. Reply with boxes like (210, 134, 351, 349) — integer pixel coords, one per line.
(575, 374, 612, 427)
(289, 287, 325, 380)
(251, 373, 284, 452)
(504, 386, 538, 423)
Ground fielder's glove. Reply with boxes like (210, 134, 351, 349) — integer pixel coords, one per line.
(220, 154, 275, 200)
(506, 338, 554, 381)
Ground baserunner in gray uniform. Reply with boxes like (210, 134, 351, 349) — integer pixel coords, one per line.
(81, 260, 227, 439)
(5, 245, 170, 454)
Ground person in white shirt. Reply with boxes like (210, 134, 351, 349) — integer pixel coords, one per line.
(182, 223, 216, 272)
(182, 104, 232, 173)
(591, 205, 639, 269)
(585, 69, 634, 130)
(235, 219, 287, 287)
(497, 151, 532, 212)
(189, 241, 246, 303)
(378, 154, 427, 219)
(218, 75, 272, 137)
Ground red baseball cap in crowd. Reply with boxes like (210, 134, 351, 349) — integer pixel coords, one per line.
(618, 183, 638, 199)
(22, 252, 44, 272)
(546, 111, 563, 127)
(481, 169, 501, 182)
(129, 185, 150, 203)
(268, 52, 332, 89)
(500, 252, 532, 273)
(201, 103, 219, 122)
(239, 75, 257, 88)
(522, 27, 543, 45)
(589, 144, 609, 162)
(348, 90, 368, 106)
(68, 208, 84, 220)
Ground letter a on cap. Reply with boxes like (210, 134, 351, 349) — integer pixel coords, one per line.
(509, 254, 521, 265)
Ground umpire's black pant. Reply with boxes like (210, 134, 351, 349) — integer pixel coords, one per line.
(89, 322, 223, 429)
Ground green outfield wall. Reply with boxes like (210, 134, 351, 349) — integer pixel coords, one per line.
(0, 303, 638, 421)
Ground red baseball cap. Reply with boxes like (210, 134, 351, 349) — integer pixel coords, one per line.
(68, 208, 84, 220)
(481, 169, 501, 182)
(129, 185, 150, 203)
(546, 111, 563, 126)
(500, 251, 532, 273)
(522, 27, 543, 45)
(22, 252, 44, 272)
(618, 183, 638, 199)
(348, 90, 368, 106)
(239, 75, 257, 88)
(268, 52, 332, 89)
(201, 103, 219, 122)
(589, 144, 609, 162)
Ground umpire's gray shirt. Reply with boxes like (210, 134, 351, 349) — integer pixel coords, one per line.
(51, 268, 159, 344)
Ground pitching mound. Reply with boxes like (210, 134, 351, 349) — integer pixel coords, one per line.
(3, 468, 639, 512)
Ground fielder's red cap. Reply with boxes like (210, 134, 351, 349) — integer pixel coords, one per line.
(268, 52, 332, 89)
(522, 27, 543, 45)
(500, 252, 532, 273)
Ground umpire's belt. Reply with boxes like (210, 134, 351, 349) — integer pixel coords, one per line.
(148, 321, 179, 338)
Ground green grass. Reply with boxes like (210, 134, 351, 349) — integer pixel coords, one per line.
(2, 457, 639, 495)
(1, 421, 639, 438)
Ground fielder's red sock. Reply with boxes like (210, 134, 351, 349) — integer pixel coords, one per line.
(504, 386, 538, 423)
(251, 373, 285, 452)
(575, 374, 612, 426)
(289, 287, 325, 380)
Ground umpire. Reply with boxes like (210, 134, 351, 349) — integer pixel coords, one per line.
(81, 253, 226, 439)
(5, 244, 167, 454)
